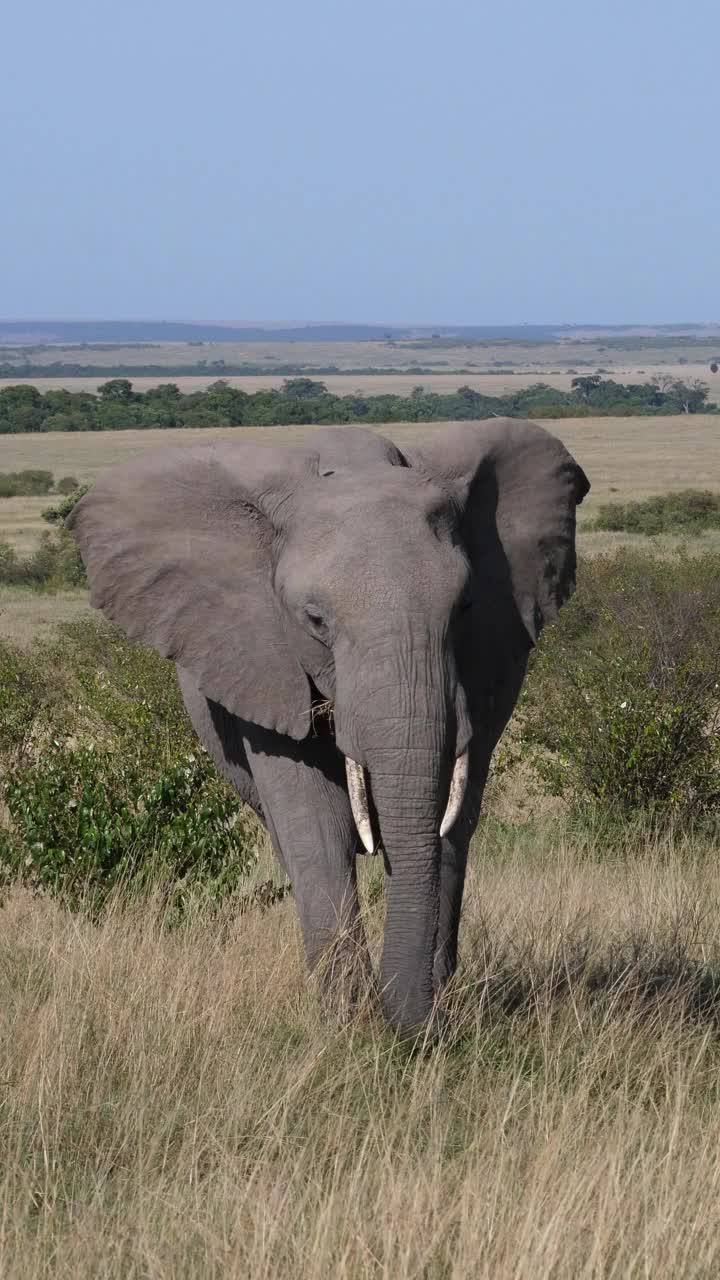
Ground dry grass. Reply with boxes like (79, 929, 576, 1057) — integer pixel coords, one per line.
(0, 498, 58, 554)
(576, 527, 720, 557)
(0, 586, 93, 646)
(2, 821, 720, 1277)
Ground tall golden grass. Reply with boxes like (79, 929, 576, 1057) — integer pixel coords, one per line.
(2, 819, 720, 1277)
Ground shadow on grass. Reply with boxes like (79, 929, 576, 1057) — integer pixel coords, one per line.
(450, 930, 720, 1038)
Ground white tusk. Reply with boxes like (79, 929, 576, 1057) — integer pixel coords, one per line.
(440, 752, 469, 838)
(345, 757, 376, 854)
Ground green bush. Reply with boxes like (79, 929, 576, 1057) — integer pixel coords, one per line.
(0, 469, 55, 497)
(594, 490, 720, 536)
(41, 483, 91, 524)
(0, 621, 265, 910)
(2, 747, 261, 910)
(0, 529, 86, 588)
(56, 474, 80, 494)
(0, 484, 91, 589)
(519, 550, 720, 821)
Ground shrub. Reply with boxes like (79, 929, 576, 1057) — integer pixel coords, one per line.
(593, 490, 720, 536)
(0, 530, 86, 588)
(519, 550, 720, 821)
(42, 483, 91, 524)
(2, 746, 261, 910)
(0, 621, 264, 910)
(56, 473, 80, 494)
(0, 469, 54, 497)
(0, 484, 90, 589)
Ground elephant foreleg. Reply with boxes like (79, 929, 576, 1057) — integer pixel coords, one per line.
(435, 664, 527, 993)
(244, 730, 374, 1021)
(433, 748, 490, 993)
(434, 835, 471, 991)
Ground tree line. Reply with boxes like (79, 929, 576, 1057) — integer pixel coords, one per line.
(0, 360, 437, 379)
(0, 375, 715, 434)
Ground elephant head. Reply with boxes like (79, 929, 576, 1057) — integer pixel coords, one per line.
(68, 421, 589, 1033)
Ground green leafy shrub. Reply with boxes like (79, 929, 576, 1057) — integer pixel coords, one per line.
(2, 747, 261, 910)
(0, 621, 265, 910)
(0, 469, 55, 497)
(41, 483, 91, 524)
(55, 474, 80, 494)
(0, 529, 86, 588)
(0, 484, 90, 589)
(519, 550, 720, 820)
(594, 490, 720, 536)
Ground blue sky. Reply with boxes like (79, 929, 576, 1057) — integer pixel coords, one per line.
(2, 0, 718, 324)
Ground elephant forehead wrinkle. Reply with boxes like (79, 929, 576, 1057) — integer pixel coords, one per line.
(298, 465, 447, 518)
(292, 500, 455, 561)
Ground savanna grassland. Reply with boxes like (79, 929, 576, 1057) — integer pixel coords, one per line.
(10, 364, 720, 401)
(5, 328, 720, 374)
(5, 826, 720, 1278)
(5, 330, 720, 409)
(2, 390, 720, 1275)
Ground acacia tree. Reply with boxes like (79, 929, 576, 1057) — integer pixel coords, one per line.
(98, 378, 135, 403)
(675, 378, 710, 413)
(571, 374, 602, 400)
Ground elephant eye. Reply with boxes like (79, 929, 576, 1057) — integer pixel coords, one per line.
(304, 606, 328, 636)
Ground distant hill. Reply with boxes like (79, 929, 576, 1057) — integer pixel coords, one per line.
(1, 320, 719, 347)
(0, 320, 567, 345)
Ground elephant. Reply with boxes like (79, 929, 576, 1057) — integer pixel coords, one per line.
(68, 419, 589, 1036)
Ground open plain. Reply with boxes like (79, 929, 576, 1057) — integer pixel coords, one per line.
(7, 363, 720, 401)
(5, 331, 720, 370)
(4, 332, 720, 409)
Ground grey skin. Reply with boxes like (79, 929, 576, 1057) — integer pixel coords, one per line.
(68, 420, 589, 1036)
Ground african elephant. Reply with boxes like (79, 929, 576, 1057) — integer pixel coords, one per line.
(68, 420, 589, 1035)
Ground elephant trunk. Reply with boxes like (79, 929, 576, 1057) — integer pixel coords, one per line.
(335, 637, 467, 1036)
(369, 759, 444, 1034)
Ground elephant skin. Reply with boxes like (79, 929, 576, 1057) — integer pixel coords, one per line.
(68, 420, 589, 1036)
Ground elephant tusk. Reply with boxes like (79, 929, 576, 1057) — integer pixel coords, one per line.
(440, 752, 469, 838)
(345, 758, 376, 854)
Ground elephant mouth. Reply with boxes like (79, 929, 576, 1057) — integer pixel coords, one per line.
(309, 697, 335, 734)
(308, 693, 468, 852)
(345, 753, 468, 854)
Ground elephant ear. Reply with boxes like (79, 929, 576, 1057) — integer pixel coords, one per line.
(408, 418, 590, 646)
(67, 441, 319, 738)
